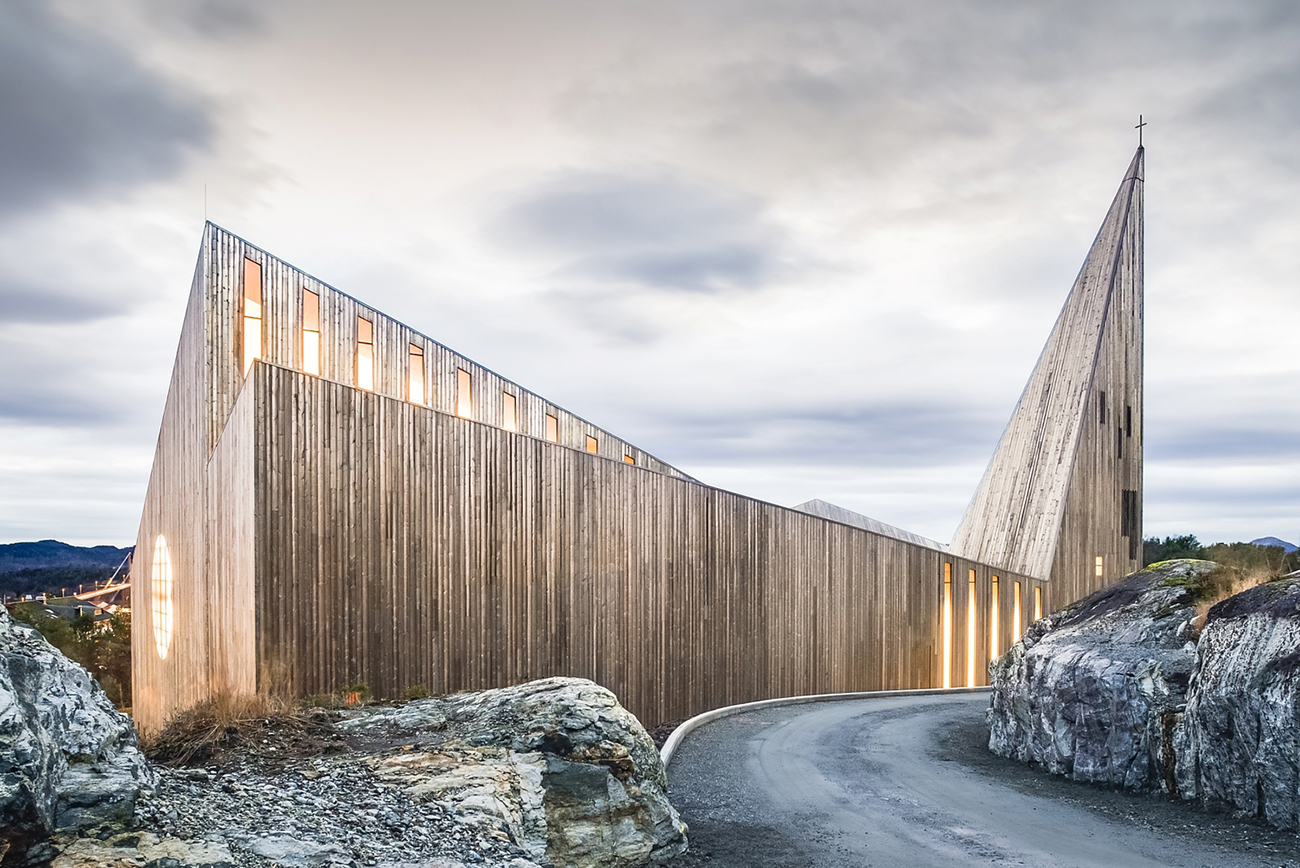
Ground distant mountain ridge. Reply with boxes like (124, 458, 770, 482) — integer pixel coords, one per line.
(1252, 536, 1298, 553)
(0, 540, 133, 574)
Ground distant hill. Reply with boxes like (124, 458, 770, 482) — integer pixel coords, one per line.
(0, 540, 133, 599)
(1252, 537, 1298, 553)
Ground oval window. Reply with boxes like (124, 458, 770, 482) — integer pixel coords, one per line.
(151, 535, 173, 660)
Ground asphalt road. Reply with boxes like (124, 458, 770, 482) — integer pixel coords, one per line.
(665, 692, 1300, 868)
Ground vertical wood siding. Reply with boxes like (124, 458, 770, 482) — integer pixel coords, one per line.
(132, 213, 1101, 732)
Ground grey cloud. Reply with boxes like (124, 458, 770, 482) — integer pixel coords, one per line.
(0, 3, 213, 222)
(0, 283, 124, 325)
(630, 401, 1009, 469)
(493, 168, 785, 293)
(139, 0, 268, 39)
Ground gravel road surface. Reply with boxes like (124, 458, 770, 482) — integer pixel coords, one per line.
(666, 692, 1300, 867)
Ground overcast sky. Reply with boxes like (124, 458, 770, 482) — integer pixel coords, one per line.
(1, 0, 1297, 548)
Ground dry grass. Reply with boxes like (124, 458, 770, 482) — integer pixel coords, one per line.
(144, 691, 346, 768)
(1188, 565, 1276, 641)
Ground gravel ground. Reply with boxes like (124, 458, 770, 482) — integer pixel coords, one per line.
(131, 752, 537, 868)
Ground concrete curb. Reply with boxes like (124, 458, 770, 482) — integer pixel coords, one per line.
(659, 686, 992, 768)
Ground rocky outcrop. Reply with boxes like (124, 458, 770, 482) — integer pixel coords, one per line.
(987, 560, 1208, 790)
(0, 604, 154, 864)
(339, 677, 688, 867)
(1174, 577, 1300, 827)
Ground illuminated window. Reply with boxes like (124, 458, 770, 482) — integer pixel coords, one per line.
(990, 576, 1000, 659)
(456, 369, 472, 418)
(151, 535, 173, 661)
(356, 317, 374, 391)
(942, 563, 952, 689)
(242, 259, 262, 376)
(545, 413, 559, 444)
(967, 570, 977, 688)
(585, 435, 598, 454)
(1095, 555, 1104, 578)
(502, 392, 518, 432)
(1034, 586, 1043, 620)
(623, 454, 635, 464)
(408, 344, 425, 404)
(302, 290, 321, 376)
(1013, 581, 1022, 642)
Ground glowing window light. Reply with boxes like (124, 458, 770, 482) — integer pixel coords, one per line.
(623, 454, 635, 464)
(1035, 586, 1043, 621)
(967, 570, 977, 687)
(990, 576, 1000, 660)
(242, 259, 262, 376)
(1013, 581, 1023, 642)
(942, 563, 952, 689)
(408, 344, 425, 404)
(545, 414, 559, 444)
(585, 435, 598, 454)
(457, 369, 472, 418)
(356, 317, 374, 391)
(501, 392, 517, 432)
(1095, 555, 1104, 578)
(302, 290, 321, 376)
(151, 535, 173, 660)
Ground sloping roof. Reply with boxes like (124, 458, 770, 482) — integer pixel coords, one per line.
(949, 148, 1144, 578)
(793, 499, 947, 551)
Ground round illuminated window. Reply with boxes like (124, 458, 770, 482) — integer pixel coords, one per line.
(151, 535, 173, 660)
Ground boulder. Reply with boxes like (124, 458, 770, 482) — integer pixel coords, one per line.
(986, 560, 1209, 790)
(0, 605, 155, 863)
(1174, 577, 1300, 827)
(340, 677, 688, 867)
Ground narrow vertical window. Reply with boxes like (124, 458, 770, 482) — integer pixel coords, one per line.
(967, 570, 977, 688)
(623, 454, 635, 464)
(1013, 581, 1022, 642)
(408, 344, 425, 404)
(456, 369, 472, 418)
(242, 258, 262, 376)
(544, 413, 559, 444)
(1117, 426, 1123, 459)
(990, 576, 1000, 660)
(356, 316, 374, 391)
(585, 435, 598, 454)
(1095, 555, 1104, 578)
(1099, 390, 1106, 425)
(1035, 587, 1043, 620)
(942, 563, 953, 689)
(302, 290, 321, 376)
(1126, 405, 1132, 437)
(502, 392, 518, 432)
(151, 535, 173, 660)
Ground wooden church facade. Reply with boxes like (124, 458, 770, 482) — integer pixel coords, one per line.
(132, 149, 1145, 733)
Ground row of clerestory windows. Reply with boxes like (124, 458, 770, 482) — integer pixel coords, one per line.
(240, 258, 634, 464)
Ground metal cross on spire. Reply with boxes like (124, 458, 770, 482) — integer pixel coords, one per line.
(1135, 114, 1147, 147)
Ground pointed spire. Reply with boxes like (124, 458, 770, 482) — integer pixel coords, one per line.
(950, 149, 1144, 583)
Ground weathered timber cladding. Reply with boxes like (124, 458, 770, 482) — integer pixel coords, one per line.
(133, 144, 1142, 733)
(951, 148, 1144, 589)
(247, 363, 1039, 726)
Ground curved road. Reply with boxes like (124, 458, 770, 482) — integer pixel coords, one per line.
(666, 692, 1300, 868)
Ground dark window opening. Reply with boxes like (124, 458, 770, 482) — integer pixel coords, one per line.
(1099, 390, 1107, 425)
(1117, 426, 1123, 459)
(1121, 489, 1139, 559)
(1125, 405, 1132, 438)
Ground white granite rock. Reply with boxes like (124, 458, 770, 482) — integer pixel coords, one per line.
(0, 605, 155, 861)
(986, 560, 1208, 791)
